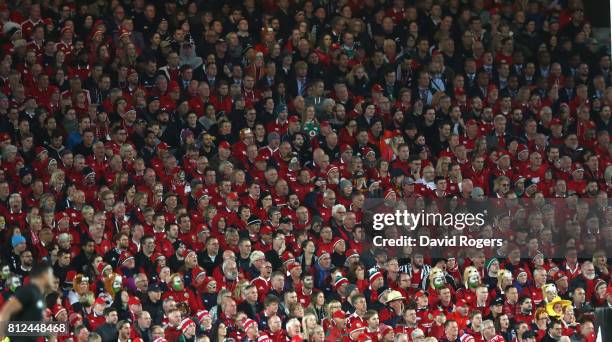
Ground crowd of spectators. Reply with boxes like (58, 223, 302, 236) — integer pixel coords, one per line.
(0, 0, 610, 341)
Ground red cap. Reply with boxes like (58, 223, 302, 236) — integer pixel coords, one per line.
(260, 225, 274, 235)
(457, 299, 469, 307)
(119, 29, 131, 38)
(226, 192, 239, 201)
(288, 115, 299, 123)
(169, 81, 180, 92)
(218, 141, 231, 149)
(466, 119, 478, 126)
(415, 290, 428, 298)
(384, 188, 396, 199)
(60, 26, 73, 35)
(372, 84, 384, 93)
(320, 120, 331, 128)
(128, 296, 141, 306)
(287, 262, 300, 273)
(196, 310, 210, 322)
(192, 266, 206, 281)
(316, 249, 330, 259)
(573, 163, 585, 173)
(332, 310, 346, 320)
(340, 144, 353, 154)
(454, 87, 466, 96)
(52, 304, 67, 319)
(497, 150, 511, 160)
(179, 318, 195, 333)
(517, 144, 529, 154)
(348, 320, 366, 334)
(0, 132, 11, 141)
(94, 297, 106, 306)
(553, 270, 567, 283)
(119, 251, 134, 265)
(243, 318, 257, 331)
(550, 118, 563, 126)
(345, 249, 360, 259)
(157, 142, 170, 151)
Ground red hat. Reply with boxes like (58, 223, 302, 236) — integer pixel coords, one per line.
(179, 318, 195, 333)
(431, 309, 445, 317)
(69, 312, 82, 326)
(497, 150, 511, 160)
(192, 266, 206, 281)
(333, 275, 349, 289)
(332, 310, 346, 320)
(257, 335, 273, 342)
(94, 297, 106, 306)
(168, 81, 180, 92)
(431, 50, 442, 58)
(550, 118, 563, 126)
(181, 249, 196, 259)
(332, 238, 344, 251)
(157, 142, 170, 151)
(226, 192, 239, 201)
(255, 154, 267, 163)
(0, 132, 11, 141)
(457, 299, 469, 307)
(119, 251, 134, 265)
(340, 144, 353, 154)
(150, 252, 165, 263)
(345, 249, 360, 259)
(372, 84, 384, 93)
(369, 270, 383, 284)
(454, 87, 466, 96)
(553, 270, 567, 283)
(53, 304, 67, 318)
(326, 165, 339, 175)
(362, 147, 375, 156)
(384, 188, 396, 199)
(288, 115, 300, 123)
(281, 251, 295, 264)
(320, 120, 331, 128)
(119, 29, 131, 39)
(517, 144, 529, 154)
(415, 290, 428, 298)
(218, 141, 231, 149)
(316, 249, 330, 259)
(572, 163, 585, 173)
(330, 43, 341, 51)
(127, 296, 141, 306)
(196, 310, 210, 322)
(380, 325, 393, 338)
(348, 320, 366, 335)
(35, 146, 47, 156)
(60, 26, 73, 35)
(287, 262, 300, 273)
(243, 318, 257, 331)
(260, 225, 274, 235)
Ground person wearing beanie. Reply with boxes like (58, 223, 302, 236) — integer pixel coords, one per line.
(8, 235, 27, 273)
(483, 258, 500, 289)
(177, 318, 196, 342)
